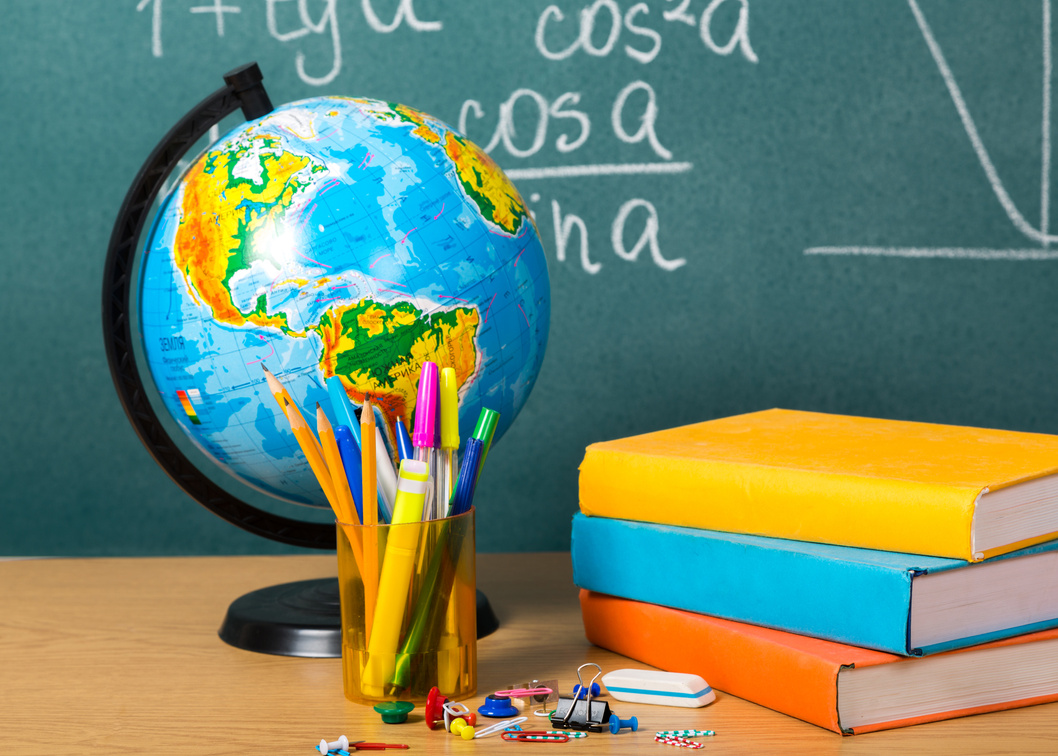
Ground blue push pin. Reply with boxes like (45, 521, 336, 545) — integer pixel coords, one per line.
(478, 694, 520, 718)
(572, 682, 602, 700)
(609, 714, 638, 735)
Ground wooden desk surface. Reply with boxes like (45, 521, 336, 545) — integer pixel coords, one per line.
(2, 553, 1056, 754)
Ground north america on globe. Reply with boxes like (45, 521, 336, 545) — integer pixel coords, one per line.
(138, 96, 550, 507)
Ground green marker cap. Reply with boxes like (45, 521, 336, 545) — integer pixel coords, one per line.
(472, 408, 500, 463)
(373, 700, 415, 724)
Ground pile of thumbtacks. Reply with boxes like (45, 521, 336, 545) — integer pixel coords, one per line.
(314, 664, 718, 750)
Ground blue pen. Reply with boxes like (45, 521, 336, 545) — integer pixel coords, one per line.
(395, 415, 414, 462)
(329, 379, 391, 523)
(334, 425, 365, 523)
(327, 376, 358, 430)
(448, 437, 483, 517)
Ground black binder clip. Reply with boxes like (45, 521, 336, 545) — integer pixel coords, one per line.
(549, 663, 611, 733)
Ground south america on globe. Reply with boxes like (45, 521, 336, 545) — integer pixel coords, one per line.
(139, 96, 550, 508)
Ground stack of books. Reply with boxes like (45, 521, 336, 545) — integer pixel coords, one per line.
(572, 409, 1058, 734)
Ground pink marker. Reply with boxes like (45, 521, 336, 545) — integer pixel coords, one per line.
(412, 361, 440, 519)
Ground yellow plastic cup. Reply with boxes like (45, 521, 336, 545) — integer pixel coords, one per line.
(336, 508, 476, 704)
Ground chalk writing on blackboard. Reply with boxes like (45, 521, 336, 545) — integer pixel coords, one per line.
(134, 1, 764, 274)
(459, 79, 693, 273)
(535, 0, 757, 64)
(807, 0, 1058, 260)
(137, 0, 443, 85)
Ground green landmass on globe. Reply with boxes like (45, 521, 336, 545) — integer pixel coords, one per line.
(139, 96, 550, 507)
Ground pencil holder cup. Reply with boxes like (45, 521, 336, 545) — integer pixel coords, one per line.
(336, 508, 477, 705)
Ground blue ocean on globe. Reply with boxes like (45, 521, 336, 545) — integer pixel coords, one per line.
(137, 96, 550, 507)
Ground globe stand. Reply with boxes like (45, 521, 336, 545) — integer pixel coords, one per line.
(102, 62, 498, 656)
(218, 578, 500, 658)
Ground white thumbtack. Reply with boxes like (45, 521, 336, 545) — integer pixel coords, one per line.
(317, 735, 350, 753)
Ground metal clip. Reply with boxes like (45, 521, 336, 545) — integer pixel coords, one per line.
(549, 663, 610, 732)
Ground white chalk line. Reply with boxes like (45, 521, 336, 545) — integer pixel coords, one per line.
(908, 0, 1056, 245)
(504, 162, 694, 180)
(805, 246, 1058, 260)
(1043, 0, 1052, 243)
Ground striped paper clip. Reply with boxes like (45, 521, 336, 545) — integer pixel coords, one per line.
(502, 731, 570, 742)
(655, 730, 715, 738)
(654, 734, 706, 749)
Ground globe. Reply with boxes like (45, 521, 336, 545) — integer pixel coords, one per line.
(137, 95, 550, 509)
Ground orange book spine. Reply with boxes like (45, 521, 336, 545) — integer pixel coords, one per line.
(581, 590, 1058, 735)
(579, 590, 888, 734)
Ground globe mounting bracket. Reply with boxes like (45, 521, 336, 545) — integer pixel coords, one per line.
(102, 62, 336, 549)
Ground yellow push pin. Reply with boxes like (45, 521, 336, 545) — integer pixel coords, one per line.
(450, 717, 476, 740)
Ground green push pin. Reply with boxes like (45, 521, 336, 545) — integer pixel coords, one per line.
(374, 701, 414, 724)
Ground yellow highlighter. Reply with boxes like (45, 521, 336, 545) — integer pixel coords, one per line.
(362, 457, 430, 696)
(439, 367, 460, 505)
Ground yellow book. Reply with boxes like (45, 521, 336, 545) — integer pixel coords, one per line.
(578, 409, 1058, 562)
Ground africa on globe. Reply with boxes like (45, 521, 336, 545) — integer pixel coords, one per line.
(138, 96, 550, 508)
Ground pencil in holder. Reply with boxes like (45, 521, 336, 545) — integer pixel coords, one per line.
(336, 508, 476, 704)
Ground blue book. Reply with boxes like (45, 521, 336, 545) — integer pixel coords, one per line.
(571, 513, 1058, 656)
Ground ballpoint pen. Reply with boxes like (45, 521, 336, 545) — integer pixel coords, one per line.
(394, 415, 414, 462)
(328, 375, 391, 523)
(334, 425, 364, 523)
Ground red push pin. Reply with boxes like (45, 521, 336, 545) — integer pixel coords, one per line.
(424, 686, 448, 730)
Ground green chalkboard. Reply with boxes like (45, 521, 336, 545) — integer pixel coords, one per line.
(3, 0, 1058, 556)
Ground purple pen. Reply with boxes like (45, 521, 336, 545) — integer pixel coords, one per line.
(412, 361, 440, 518)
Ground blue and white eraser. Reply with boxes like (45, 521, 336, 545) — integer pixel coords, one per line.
(600, 669, 716, 708)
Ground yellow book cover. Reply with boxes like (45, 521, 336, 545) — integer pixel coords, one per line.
(578, 409, 1058, 561)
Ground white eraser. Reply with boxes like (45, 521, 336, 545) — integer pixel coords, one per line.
(601, 669, 716, 708)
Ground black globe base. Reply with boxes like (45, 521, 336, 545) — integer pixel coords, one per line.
(218, 578, 499, 657)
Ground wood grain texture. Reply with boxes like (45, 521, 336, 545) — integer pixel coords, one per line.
(1, 553, 1056, 754)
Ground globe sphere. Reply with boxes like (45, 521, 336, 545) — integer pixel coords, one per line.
(138, 96, 550, 508)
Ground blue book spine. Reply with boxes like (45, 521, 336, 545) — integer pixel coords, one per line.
(572, 513, 931, 655)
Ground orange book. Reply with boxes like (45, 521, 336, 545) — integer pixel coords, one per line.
(579, 409, 1058, 561)
(580, 590, 1058, 735)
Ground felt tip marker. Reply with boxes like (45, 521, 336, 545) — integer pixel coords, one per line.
(439, 367, 460, 505)
(412, 362, 439, 519)
(448, 437, 483, 517)
(472, 407, 500, 467)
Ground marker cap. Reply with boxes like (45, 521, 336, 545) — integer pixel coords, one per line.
(439, 367, 460, 450)
(472, 408, 500, 461)
(398, 457, 429, 483)
(412, 361, 439, 448)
